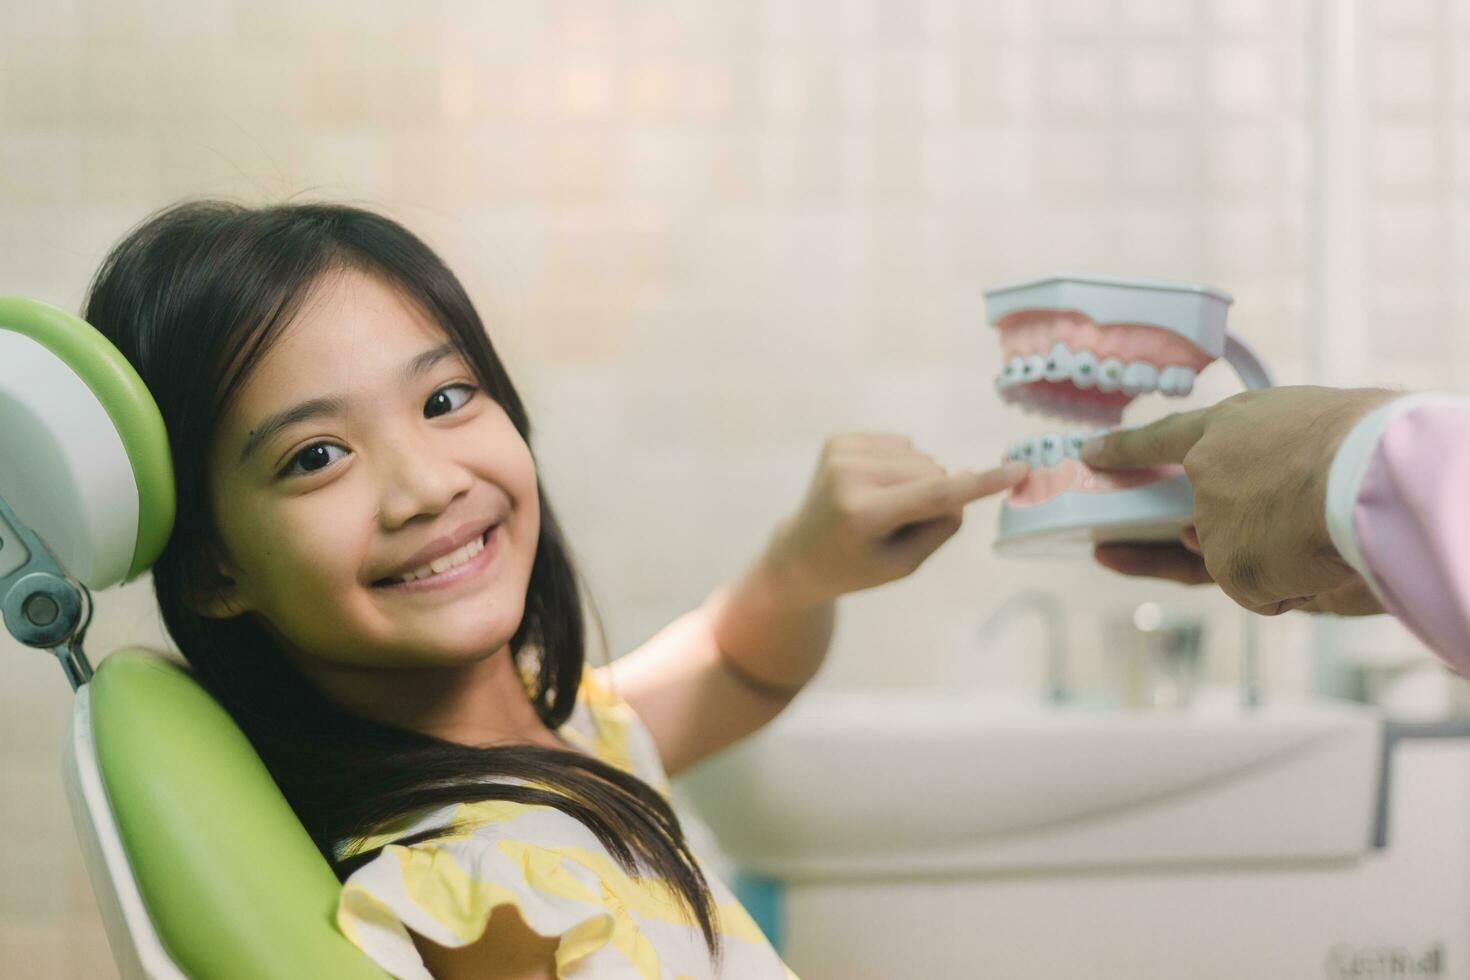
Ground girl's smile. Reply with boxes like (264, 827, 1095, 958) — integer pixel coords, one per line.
(372, 523, 501, 595)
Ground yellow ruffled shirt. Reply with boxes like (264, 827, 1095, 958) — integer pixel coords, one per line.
(335, 666, 798, 979)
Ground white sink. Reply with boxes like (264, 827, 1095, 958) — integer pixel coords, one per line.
(677, 687, 1383, 880)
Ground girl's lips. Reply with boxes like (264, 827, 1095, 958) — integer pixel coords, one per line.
(373, 526, 500, 593)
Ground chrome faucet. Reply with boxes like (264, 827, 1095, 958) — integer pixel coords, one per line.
(1240, 608, 1262, 710)
(974, 589, 1071, 704)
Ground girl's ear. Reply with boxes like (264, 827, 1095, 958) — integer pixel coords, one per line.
(191, 582, 247, 620)
(185, 544, 250, 620)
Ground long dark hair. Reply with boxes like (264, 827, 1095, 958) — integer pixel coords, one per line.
(83, 200, 720, 957)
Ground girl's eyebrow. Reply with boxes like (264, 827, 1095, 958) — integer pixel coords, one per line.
(238, 342, 461, 465)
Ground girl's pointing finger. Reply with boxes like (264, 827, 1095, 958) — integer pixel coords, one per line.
(874, 461, 1027, 533)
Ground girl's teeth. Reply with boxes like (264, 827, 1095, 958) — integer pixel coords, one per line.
(399, 533, 486, 583)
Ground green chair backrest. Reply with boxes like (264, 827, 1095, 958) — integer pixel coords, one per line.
(90, 649, 392, 980)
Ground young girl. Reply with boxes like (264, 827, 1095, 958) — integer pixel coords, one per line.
(83, 201, 1025, 979)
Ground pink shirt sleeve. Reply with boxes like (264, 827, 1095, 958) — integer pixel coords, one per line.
(1325, 394, 1470, 674)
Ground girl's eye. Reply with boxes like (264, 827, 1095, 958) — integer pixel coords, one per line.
(276, 384, 479, 479)
(280, 442, 348, 478)
(425, 383, 478, 419)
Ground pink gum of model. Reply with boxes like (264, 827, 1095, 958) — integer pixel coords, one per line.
(1007, 459, 1187, 508)
(996, 310, 1215, 369)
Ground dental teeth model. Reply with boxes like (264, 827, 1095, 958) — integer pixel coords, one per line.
(984, 273, 1274, 557)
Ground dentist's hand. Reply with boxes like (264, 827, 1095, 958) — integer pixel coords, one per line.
(767, 434, 1028, 605)
(1082, 386, 1399, 617)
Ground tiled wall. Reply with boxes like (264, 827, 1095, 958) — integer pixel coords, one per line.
(1, 1, 1466, 975)
(1361, 1, 1470, 388)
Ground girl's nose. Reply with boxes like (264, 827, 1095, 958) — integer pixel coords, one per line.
(375, 438, 475, 528)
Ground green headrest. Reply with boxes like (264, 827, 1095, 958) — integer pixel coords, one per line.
(91, 649, 390, 979)
(0, 296, 174, 587)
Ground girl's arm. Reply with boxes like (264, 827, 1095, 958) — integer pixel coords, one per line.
(598, 530, 836, 777)
(602, 434, 1027, 778)
(410, 905, 558, 980)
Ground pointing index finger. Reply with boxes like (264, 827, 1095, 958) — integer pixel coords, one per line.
(874, 462, 1027, 533)
(1082, 408, 1210, 470)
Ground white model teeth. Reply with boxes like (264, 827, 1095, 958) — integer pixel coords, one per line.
(1069, 350, 1098, 389)
(1157, 365, 1196, 396)
(1005, 430, 1109, 469)
(1043, 342, 1072, 382)
(399, 533, 485, 583)
(1037, 433, 1064, 466)
(1095, 358, 1125, 393)
(1121, 361, 1158, 395)
(995, 343, 1194, 402)
(997, 355, 1025, 390)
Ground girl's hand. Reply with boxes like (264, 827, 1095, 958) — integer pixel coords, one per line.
(765, 434, 1028, 606)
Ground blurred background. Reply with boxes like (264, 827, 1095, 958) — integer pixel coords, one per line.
(1, 0, 1467, 976)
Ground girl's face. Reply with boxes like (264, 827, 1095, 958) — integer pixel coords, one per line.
(199, 266, 540, 673)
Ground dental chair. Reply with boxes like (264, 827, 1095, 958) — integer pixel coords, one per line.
(0, 298, 390, 979)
